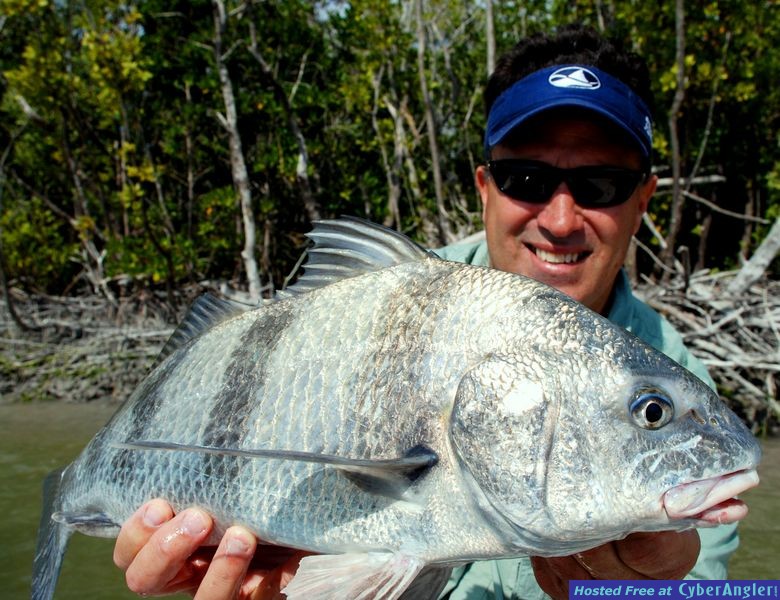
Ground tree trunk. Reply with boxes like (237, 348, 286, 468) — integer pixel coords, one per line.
(740, 185, 756, 262)
(485, 0, 495, 76)
(61, 116, 116, 303)
(660, 0, 686, 277)
(0, 128, 39, 331)
(370, 67, 402, 230)
(695, 211, 712, 273)
(212, 0, 262, 302)
(246, 19, 321, 223)
(184, 81, 196, 244)
(415, 0, 453, 245)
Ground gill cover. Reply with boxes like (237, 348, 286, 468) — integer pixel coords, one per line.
(450, 356, 558, 535)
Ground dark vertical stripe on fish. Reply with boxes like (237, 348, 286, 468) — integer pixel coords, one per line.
(351, 266, 453, 455)
(109, 348, 192, 482)
(199, 303, 297, 489)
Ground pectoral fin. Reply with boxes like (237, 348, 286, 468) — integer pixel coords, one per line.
(281, 552, 426, 600)
(336, 444, 438, 500)
(112, 440, 438, 501)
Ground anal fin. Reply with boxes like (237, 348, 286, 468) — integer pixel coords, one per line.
(281, 552, 426, 600)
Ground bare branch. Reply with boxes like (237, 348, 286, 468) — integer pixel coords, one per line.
(682, 190, 769, 224)
(656, 174, 726, 187)
(726, 218, 780, 296)
(289, 50, 310, 104)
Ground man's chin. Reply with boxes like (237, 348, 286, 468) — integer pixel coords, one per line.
(530, 274, 609, 314)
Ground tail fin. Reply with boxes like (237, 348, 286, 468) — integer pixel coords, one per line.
(31, 468, 72, 600)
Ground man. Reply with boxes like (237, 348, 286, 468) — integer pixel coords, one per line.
(113, 25, 737, 600)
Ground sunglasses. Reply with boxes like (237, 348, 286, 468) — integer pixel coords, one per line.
(487, 159, 647, 208)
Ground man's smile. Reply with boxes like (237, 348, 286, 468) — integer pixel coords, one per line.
(526, 243, 591, 265)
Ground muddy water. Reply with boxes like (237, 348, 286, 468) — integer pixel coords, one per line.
(1, 403, 777, 599)
(0, 402, 182, 599)
(729, 433, 780, 579)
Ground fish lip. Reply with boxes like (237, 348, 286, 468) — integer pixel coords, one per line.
(662, 468, 760, 525)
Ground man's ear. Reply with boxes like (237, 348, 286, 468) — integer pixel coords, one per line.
(475, 165, 491, 221)
(633, 174, 657, 235)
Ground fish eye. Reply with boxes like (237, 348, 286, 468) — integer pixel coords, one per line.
(630, 388, 675, 429)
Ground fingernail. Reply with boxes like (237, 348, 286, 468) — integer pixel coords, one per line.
(225, 529, 253, 557)
(142, 502, 168, 528)
(180, 509, 209, 536)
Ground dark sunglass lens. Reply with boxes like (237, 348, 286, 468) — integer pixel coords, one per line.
(568, 177, 617, 206)
(568, 172, 641, 207)
(490, 162, 556, 203)
(490, 161, 642, 207)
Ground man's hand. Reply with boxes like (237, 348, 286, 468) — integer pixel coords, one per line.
(530, 530, 701, 600)
(113, 499, 309, 599)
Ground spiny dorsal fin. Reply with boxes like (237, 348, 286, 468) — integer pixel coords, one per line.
(152, 293, 248, 368)
(284, 216, 435, 296)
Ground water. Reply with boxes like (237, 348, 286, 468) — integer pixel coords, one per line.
(729, 434, 780, 579)
(0, 403, 143, 599)
(1, 403, 778, 599)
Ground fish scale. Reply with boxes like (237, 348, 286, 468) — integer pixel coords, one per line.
(233, 264, 465, 551)
(33, 217, 760, 600)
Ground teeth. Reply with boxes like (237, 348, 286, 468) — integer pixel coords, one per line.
(535, 249, 582, 264)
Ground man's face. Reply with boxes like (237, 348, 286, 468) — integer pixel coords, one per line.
(477, 114, 657, 314)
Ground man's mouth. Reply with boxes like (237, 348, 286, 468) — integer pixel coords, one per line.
(530, 246, 589, 265)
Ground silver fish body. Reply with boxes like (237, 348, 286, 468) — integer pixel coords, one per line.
(32, 218, 761, 600)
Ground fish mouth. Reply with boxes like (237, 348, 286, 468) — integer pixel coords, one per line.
(663, 469, 759, 525)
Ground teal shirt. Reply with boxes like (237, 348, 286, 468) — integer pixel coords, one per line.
(433, 239, 739, 600)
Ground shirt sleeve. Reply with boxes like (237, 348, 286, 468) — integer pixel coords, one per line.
(687, 523, 740, 580)
(432, 240, 491, 267)
(439, 558, 549, 600)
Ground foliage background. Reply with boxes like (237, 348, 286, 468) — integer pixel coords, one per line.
(1, 0, 778, 308)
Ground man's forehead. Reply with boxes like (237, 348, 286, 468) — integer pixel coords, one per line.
(499, 108, 643, 155)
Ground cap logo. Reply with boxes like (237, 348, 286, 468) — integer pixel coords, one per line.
(643, 116, 653, 144)
(548, 66, 601, 90)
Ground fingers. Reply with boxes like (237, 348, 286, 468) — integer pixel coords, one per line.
(531, 542, 645, 600)
(194, 526, 257, 600)
(570, 543, 647, 580)
(276, 551, 310, 592)
(247, 549, 310, 600)
(113, 499, 174, 570)
(616, 530, 700, 579)
(531, 555, 590, 600)
(120, 503, 214, 595)
(191, 535, 310, 600)
(531, 530, 701, 599)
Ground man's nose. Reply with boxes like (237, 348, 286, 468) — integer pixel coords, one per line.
(536, 183, 584, 237)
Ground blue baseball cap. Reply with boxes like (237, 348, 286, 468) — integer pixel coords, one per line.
(485, 64, 653, 162)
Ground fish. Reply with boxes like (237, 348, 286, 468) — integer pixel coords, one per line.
(32, 216, 761, 600)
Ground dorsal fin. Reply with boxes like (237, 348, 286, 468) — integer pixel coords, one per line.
(284, 216, 435, 295)
(152, 293, 247, 368)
